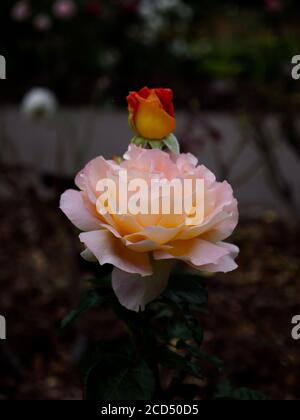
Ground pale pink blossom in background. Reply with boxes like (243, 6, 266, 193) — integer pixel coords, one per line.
(60, 145, 239, 312)
(34, 14, 52, 31)
(85, 1, 102, 17)
(264, 0, 283, 13)
(33, 13, 52, 32)
(53, 0, 77, 20)
(11, 1, 30, 22)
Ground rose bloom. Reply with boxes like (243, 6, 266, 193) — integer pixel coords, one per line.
(127, 87, 176, 140)
(60, 145, 239, 312)
(53, 0, 77, 20)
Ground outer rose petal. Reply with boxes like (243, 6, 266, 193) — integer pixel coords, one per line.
(175, 153, 198, 173)
(60, 189, 100, 231)
(198, 243, 239, 273)
(112, 261, 173, 312)
(135, 99, 176, 140)
(136, 87, 152, 99)
(202, 200, 239, 242)
(154, 238, 228, 267)
(154, 88, 175, 117)
(79, 230, 152, 276)
(127, 89, 151, 134)
(75, 156, 118, 203)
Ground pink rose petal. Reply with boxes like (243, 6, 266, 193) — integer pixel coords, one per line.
(60, 189, 100, 231)
(80, 230, 152, 276)
(112, 261, 173, 312)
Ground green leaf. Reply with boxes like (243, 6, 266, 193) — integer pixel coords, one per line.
(163, 134, 180, 154)
(149, 140, 164, 150)
(88, 274, 112, 291)
(157, 347, 201, 378)
(232, 388, 266, 401)
(84, 354, 155, 400)
(131, 136, 148, 147)
(61, 289, 106, 329)
(233, 388, 266, 401)
(163, 274, 207, 345)
(113, 299, 145, 334)
(176, 340, 224, 371)
(215, 383, 266, 401)
(164, 274, 208, 307)
(167, 319, 193, 341)
(175, 303, 204, 346)
(150, 303, 173, 321)
(198, 350, 224, 371)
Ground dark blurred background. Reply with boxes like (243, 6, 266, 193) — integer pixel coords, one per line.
(0, 0, 300, 400)
(2, 0, 300, 109)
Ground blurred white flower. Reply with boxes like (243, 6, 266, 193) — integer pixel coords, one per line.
(157, 0, 179, 9)
(138, 0, 155, 18)
(34, 14, 52, 31)
(21, 88, 58, 120)
(170, 38, 190, 59)
(138, 0, 193, 44)
(99, 50, 120, 70)
(158, 0, 192, 17)
(139, 0, 192, 18)
(11, 1, 30, 22)
(53, 0, 77, 20)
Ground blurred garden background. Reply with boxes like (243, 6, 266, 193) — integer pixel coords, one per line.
(0, 0, 300, 400)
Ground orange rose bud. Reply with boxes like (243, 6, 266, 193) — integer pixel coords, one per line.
(127, 87, 176, 140)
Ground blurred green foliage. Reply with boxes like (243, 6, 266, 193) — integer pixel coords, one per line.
(1, 0, 300, 108)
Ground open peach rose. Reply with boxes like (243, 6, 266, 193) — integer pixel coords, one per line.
(127, 87, 176, 140)
(60, 145, 239, 312)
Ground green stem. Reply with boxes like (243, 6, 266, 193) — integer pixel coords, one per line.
(139, 309, 162, 398)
